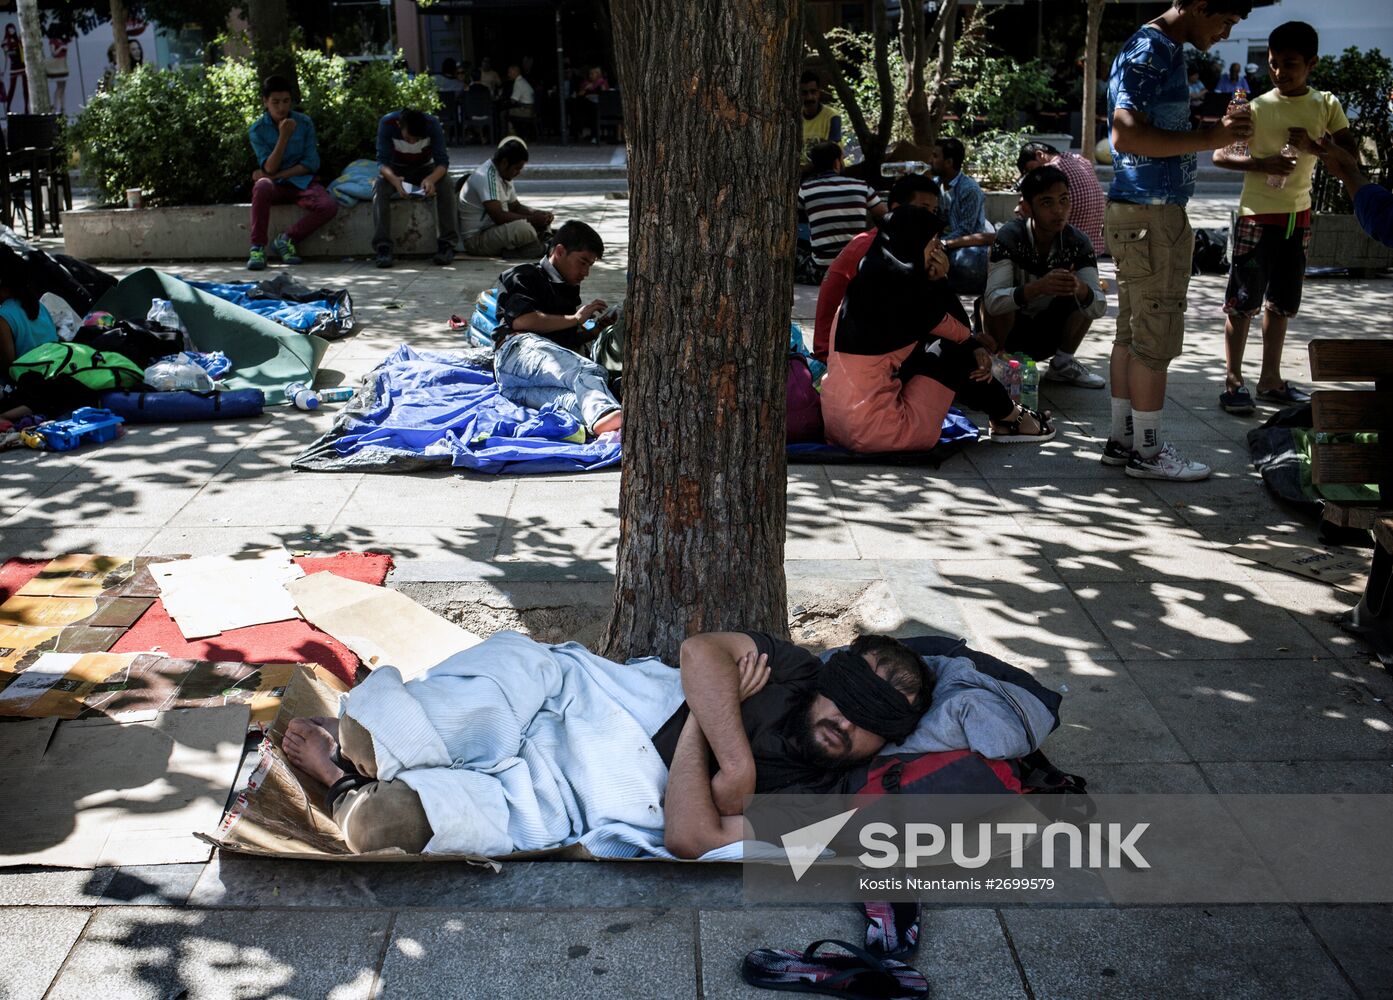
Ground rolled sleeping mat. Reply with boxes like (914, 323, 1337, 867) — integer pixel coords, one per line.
(99, 388, 266, 423)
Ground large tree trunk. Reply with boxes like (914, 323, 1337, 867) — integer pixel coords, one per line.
(603, 0, 799, 665)
(15, 0, 49, 113)
(110, 0, 133, 74)
(247, 0, 296, 89)
(1082, 0, 1107, 161)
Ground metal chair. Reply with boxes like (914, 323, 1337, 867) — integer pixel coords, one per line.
(463, 88, 495, 146)
(597, 90, 623, 144)
(5, 114, 71, 235)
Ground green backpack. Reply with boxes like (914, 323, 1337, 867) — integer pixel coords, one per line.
(8, 342, 146, 392)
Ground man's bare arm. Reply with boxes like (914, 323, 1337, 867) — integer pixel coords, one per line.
(1113, 106, 1249, 158)
(664, 714, 745, 860)
(679, 632, 759, 779)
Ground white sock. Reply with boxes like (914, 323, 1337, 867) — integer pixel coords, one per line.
(1110, 397, 1133, 445)
(1052, 351, 1075, 367)
(1133, 408, 1163, 459)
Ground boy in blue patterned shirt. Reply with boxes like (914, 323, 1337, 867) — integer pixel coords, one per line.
(1103, 0, 1254, 482)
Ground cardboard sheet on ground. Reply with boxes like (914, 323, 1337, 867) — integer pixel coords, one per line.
(153, 547, 305, 640)
(91, 267, 327, 406)
(0, 705, 248, 869)
(286, 574, 481, 679)
(1231, 538, 1371, 595)
(0, 651, 347, 726)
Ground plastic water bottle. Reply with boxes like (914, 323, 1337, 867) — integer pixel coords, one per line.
(1267, 142, 1298, 188)
(1006, 359, 1023, 404)
(1226, 88, 1250, 156)
(318, 386, 355, 403)
(1021, 360, 1040, 412)
(285, 381, 320, 411)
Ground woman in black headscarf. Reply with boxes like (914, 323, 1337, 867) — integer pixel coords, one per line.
(821, 204, 1053, 452)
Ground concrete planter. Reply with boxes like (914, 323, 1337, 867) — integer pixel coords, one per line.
(63, 198, 447, 263)
(1307, 211, 1393, 272)
(984, 190, 1021, 226)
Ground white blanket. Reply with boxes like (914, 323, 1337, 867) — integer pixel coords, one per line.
(341, 630, 741, 859)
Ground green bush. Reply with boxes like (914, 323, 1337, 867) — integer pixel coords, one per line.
(956, 129, 1033, 192)
(1311, 46, 1393, 165)
(72, 52, 440, 206)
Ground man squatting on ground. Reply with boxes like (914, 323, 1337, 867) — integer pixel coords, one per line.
(1101, 0, 1255, 483)
(459, 138, 555, 258)
(282, 632, 929, 857)
(491, 220, 622, 437)
(246, 74, 338, 271)
(980, 165, 1109, 389)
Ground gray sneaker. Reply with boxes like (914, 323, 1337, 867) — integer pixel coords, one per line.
(1124, 443, 1211, 482)
(1045, 356, 1106, 388)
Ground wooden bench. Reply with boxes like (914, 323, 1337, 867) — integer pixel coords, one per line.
(1308, 338, 1393, 666)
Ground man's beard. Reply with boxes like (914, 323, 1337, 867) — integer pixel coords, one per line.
(788, 690, 858, 769)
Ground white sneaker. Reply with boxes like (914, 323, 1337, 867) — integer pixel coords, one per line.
(1045, 357, 1106, 389)
(1124, 443, 1211, 482)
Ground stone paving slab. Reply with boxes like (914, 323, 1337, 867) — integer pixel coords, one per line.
(45, 907, 392, 1000)
(378, 909, 695, 999)
(0, 907, 91, 1000)
(698, 907, 1026, 1000)
(1001, 905, 1359, 1000)
(1302, 905, 1393, 1000)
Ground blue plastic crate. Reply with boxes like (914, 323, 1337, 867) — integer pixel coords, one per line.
(36, 407, 126, 451)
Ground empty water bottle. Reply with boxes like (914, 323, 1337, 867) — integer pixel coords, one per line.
(318, 386, 355, 403)
(1021, 359, 1040, 412)
(1267, 142, 1298, 188)
(285, 381, 320, 411)
(1226, 88, 1250, 156)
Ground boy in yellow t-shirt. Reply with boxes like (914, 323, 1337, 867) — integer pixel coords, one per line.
(1212, 20, 1356, 415)
(799, 71, 842, 176)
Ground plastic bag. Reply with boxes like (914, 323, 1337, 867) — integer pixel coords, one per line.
(147, 298, 193, 350)
(143, 352, 215, 392)
(41, 292, 81, 342)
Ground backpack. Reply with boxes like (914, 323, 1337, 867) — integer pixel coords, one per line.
(786, 353, 824, 443)
(9, 341, 146, 393)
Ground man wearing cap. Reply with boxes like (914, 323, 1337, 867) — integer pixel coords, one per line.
(283, 629, 929, 859)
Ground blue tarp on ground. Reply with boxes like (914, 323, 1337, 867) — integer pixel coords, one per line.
(292, 345, 623, 475)
(187, 280, 353, 340)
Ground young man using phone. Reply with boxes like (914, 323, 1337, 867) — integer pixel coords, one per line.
(492, 220, 622, 437)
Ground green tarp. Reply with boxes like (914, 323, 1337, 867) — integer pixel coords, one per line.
(92, 268, 327, 405)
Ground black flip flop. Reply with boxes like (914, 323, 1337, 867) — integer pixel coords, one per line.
(742, 939, 929, 999)
(859, 902, 922, 959)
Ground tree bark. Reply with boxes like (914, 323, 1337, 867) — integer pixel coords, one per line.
(247, 0, 296, 89)
(15, 0, 49, 113)
(110, 0, 133, 74)
(900, 0, 932, 146)
(603, 0, 799, 665)
(926, 0, 959, 142)
(1082, 0, 1107, 161)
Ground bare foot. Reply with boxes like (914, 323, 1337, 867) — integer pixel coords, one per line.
(283, 717, 346, 786)
(592, 410, 622, 435)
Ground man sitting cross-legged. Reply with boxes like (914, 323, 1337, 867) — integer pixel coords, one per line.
(459, 138, 554, 258)
(282, 630, 929, 858)
(981, 165, 1109, 388)
(491, 220, 622, 437)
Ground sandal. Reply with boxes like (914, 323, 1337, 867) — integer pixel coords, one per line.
(742, 939, 929, 999)
(990, 405, 1055, 444)
(859, 902, 921, 960)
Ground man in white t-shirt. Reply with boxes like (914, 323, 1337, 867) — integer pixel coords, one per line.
(459, 138, 554, 257)
(505, 65, 536, 132)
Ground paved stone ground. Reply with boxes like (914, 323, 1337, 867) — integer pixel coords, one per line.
(2, 192, 1392, 998)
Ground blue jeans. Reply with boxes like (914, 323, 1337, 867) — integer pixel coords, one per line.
(494, 333, 620, 433)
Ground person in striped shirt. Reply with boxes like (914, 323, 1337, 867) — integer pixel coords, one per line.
(1016, 141, 1107, 256)
(796, 141, 886, 285)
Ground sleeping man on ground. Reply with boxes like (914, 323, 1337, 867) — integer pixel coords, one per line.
(489, 220, 622, 438)
(282, 630, 931, 859)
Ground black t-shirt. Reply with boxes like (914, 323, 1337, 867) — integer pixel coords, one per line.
(649, 631, 847, 794)
(493, 260, 587, 352)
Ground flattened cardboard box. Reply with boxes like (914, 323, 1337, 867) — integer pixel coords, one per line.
(0, 704, 249, 869)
